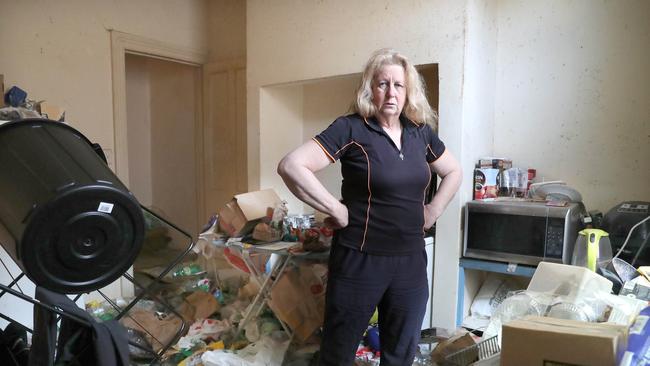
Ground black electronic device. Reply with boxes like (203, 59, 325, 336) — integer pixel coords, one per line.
(601, 201, 650, 266)
(0, 119, 145, 293)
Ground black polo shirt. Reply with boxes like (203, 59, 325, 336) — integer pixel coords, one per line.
(313, 113, 446, 255)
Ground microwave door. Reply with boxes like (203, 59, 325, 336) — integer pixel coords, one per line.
(464, 211, 556, 266)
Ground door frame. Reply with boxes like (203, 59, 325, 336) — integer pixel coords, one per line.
(110, 30, 207, 227)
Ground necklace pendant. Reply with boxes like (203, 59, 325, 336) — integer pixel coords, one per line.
(399, 153, 404, 160)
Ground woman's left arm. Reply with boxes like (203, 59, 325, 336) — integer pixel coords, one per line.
(424, 150, 462, 229)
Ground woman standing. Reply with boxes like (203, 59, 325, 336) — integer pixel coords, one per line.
(277, 48, 462, 366)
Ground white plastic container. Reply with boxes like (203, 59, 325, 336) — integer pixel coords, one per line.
(527, 261, 612, 303)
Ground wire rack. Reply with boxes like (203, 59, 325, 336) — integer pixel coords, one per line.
(0, 206, 196, 365)
(444, 336, 500, 366)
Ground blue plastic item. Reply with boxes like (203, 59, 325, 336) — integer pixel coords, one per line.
(365, 326, 380, 352)
(4, 86, 27, 107)
(620, 306, 650, 366)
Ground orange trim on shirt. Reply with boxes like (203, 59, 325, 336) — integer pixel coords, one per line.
(335, 141, 355, 156)
(427, 145, 447, 161)
(312, 137, 335, 163)
(422, 169, 433, 234)
(351, 141, 372, 251)
(406, 117, 420, 127)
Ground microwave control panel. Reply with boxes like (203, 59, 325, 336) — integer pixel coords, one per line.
(545, 219, 565, 259)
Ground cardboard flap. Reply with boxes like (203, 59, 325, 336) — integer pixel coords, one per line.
(234, 189, 281, 220)
(509, 315, 627, 337)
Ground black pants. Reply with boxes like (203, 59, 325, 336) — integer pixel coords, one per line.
(319, 245, 429, 366)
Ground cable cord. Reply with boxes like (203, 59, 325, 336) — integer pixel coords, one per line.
(612, 215, 650, 263)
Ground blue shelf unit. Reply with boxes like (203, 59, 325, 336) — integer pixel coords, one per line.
(456, 258, 537, 326)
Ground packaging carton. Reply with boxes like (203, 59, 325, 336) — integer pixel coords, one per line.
(430, 332, 475, 364)
(38, 101, 65, 121)
(473, 168, 499, 200)
(474, 157, 515, 200)
(477, 157, 512, 170)
(218, 189, 282, 237)
(501, 316, 628, 366)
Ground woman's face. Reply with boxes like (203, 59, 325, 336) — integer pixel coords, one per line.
(371, 64, 406, 121)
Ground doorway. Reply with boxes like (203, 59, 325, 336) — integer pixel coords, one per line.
(124, 54, 201, 235)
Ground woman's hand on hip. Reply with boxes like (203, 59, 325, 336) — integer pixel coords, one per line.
(324, 202, 348, 229)
(424, 202, 443, 230)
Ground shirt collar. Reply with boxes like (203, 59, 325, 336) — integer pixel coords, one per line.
(362, 114, 420, 135)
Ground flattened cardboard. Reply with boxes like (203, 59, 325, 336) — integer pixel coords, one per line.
(39, 101, 65, 121)
(218, 189, 282, 237)
(234, 189, 281, 221)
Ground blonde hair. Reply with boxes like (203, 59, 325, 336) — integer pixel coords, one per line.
(351, 48, 437, 128)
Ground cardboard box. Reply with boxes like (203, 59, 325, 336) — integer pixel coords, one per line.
(501, 316, 628, 366)
(218, 189, 282, 237)
(477, 157, 512, 170)
(430, 333, 476, 364)
(38, 101, 65, 121)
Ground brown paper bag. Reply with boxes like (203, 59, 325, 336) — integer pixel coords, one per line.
(268, 264, 325, 342)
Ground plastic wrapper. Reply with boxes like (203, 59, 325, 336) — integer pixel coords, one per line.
(620, 306, 650, 366)
(283, 214, 314, 230)
(186, 318, 231, 340)
(500, 167, 528, 197)
(270, 201, 288, 229)
(546, 300, 597, 322)
(201, 330, 290, 366)
(484, 287, 647, 346)
(483, 290, 554, 343)
(126, 328, 155, 361)
(301, 226, 334, 252)
(86, 299, 120, 321)
(355, 346, 380, 366)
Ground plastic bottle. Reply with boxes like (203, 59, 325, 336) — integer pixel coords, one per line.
(172, 263, 202, 277)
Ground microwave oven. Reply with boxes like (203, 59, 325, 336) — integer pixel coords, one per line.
(463, 200, 586, 266)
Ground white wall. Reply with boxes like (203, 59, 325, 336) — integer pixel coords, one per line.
(303, 77, 359, 214)
(494, 0, 650, 212)
(264, 75, 358, 215)
(259, 84, 305, 207)
(249, 0, 469, 328)
(0, 0, 208, 166)
(463, 0, 498, 203)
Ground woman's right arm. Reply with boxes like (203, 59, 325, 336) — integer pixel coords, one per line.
(277, 140, 348, 228)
